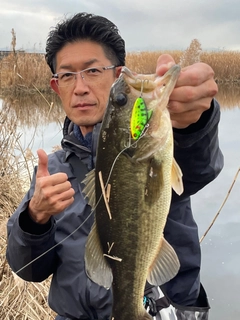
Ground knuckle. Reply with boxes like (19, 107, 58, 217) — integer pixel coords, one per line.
(60, 198, 74, 211)
(60, 172, 68, 181)
(205, 80, 218, 98)
(210, 81, 218, 96)
(38, 177, 48, 189)
(189, 72, 200, 86)
(186, 87, 195, 101)
(168, 101, 179, 113)
(66, 180, 72, 189)
(191, 114, 201, 124)
(48, 196, 57, 206)
(41, 189, 51, 199)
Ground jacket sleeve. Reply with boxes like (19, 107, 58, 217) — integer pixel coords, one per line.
(6, 166, 58, 282)
(172, 99, 224, 201)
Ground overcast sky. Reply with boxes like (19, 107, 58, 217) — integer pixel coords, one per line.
(1, 0, 239, 52)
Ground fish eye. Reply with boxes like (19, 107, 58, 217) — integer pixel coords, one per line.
(114, 92, 128, 106)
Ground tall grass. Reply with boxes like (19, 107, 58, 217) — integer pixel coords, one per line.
(1, 41, 240, 96)
(0, 52, 52, 94)
(0, 104, 56, 319)
(201, 51, 240, 83)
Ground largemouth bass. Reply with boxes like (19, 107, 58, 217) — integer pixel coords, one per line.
(83, 65, 183, 320)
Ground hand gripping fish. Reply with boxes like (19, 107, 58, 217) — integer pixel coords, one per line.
(83, 65, 183, 320)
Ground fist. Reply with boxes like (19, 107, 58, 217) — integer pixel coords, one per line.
(156, 54, 218, 128)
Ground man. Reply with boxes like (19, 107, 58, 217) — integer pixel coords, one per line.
(6, 12, 223, 320)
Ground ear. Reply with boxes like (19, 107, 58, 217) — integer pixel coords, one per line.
(50, 78, 60, 95)
(115, 66, 122, 78)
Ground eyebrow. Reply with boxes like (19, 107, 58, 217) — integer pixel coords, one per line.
(58, 59, 101, 71)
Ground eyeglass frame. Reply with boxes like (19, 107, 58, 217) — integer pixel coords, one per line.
(52, 65, 116, 87)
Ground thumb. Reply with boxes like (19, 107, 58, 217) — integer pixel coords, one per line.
(156, 54, 176, 76)
(36, 149, 50, 178)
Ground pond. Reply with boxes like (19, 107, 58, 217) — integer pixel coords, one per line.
(0, 83, 239, 319)
(192, 89, 240, 319)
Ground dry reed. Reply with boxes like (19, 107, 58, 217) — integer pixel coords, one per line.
(1, 38, 240, 97)
(0, 105, 56, 319)
(0, 52, 52, 94)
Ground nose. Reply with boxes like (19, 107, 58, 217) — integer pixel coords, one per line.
(73, 73, 90, 95)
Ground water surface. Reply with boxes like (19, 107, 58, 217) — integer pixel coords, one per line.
(192, 105, 240, 319)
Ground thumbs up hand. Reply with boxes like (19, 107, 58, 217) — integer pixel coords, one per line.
(28, 149, 75, 224)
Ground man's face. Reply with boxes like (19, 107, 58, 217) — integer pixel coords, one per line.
(50, 41, 121, 136)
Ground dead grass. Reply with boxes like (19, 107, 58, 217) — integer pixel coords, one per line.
(1, 39, 240, 96)
(201, 50, 240, 83)
(0, 105, 56, 319)
(0, 52, 52, 93)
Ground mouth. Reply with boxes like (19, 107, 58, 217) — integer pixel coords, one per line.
(122, 68, 156, 93)
(121, 65, 181, 97)
(73, 103, 96, 110)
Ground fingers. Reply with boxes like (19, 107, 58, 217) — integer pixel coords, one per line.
(169, 78, 218, 103)
(38, 178, 74, 198)
(170, 102, 209, 129)
(37, 171, 70, 188)
(175, 63, 216, 88)
(38, 186, 75, 212)
(164, 62, 218, 129)
(168, 92, 214, 129)
(156, 55, 218, 129)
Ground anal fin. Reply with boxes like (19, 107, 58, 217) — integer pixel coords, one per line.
(147, 237, 180, 286)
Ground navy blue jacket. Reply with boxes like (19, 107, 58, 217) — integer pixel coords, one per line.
(6, 100, 223, 319)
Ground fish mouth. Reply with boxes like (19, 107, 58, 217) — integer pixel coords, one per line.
(121, 65, 181, 97)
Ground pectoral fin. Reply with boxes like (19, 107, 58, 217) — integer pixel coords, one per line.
(171, 158, 183, 195)
(147, 237, 180, 286)
(85, 221, 113, 289)
(82, 169, 96, 208)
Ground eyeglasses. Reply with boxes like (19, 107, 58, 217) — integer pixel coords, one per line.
(52, 65, 116, 87)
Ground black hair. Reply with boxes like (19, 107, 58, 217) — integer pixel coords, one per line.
(45, 12, 126, 73)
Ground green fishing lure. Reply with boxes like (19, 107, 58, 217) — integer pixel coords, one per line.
(130, 97, 152, 140)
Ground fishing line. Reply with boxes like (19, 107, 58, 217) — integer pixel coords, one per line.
(14, 126, 150, 275)
(102, 124, 149, 191)
(14, 209, 95, 275)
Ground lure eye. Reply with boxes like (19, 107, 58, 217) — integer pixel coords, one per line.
(114, 92, 128, 106)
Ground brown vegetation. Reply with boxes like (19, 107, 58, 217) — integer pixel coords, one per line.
(0, 105, 56, 319)
(1, 39, 240, 96)
(0, 52, 52, 94)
